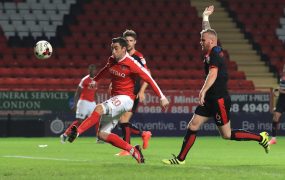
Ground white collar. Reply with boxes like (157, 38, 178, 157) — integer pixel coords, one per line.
(117, 52, 129, 63)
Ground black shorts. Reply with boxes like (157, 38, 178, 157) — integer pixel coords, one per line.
(195, 95, 231, 126)
(275, 93, 285, 113)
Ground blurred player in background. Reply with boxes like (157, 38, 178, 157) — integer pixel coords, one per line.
(162, 5, 270, 165)
(67, 37, 169, 163)
(60, 64, 98, 143)
(108, 30, 152, 156)
(269, 64, 285, 144)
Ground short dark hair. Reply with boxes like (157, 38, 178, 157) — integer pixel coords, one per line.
(122, 29, 137, 39)
(112, 37, 128, 48)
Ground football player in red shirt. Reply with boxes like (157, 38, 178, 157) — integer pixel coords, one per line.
(60, 64, 98, 143)
(68, 37, 169, 163)
(104, 30, 152, 156)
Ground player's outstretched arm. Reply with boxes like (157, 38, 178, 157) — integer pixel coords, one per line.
(202, 5, 214, 30)
(129, 61, 169, 109)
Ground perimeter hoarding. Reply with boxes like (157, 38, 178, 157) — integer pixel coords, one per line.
(0, 90, 279, 137)
(0, 90, 273, 116)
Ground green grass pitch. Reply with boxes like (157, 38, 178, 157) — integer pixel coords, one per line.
(0, 137, 284, 180)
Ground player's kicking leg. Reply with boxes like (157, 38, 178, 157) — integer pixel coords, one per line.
(69, 125, 144, 163)
(60, 119, 81, 143)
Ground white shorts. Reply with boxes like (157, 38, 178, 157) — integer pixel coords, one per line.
(99, 95, 133, 133)
(99, 117, 119, 133)
(76, 100, 96, 119)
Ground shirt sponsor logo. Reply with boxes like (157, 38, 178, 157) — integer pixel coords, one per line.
(88, 81, 96, 89)
(109, 68, 126, 78)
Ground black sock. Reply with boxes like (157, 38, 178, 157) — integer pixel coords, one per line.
(129, 122, 142, 135)
(272, 122, 279, 137)
(119, 123, 131, 144)
(231, 129, 262, 142)
(177, 129, 197, 161)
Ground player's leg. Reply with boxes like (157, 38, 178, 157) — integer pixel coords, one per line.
(120, 112, 134, 144)
(162, 113, 209, 165)
(96, 95, 144, 163)
(100, 117, 131, 154)
(60, 100, 89, 143)
(98, 130, 144, 163)
(269, 95, 285, 144)
(67, 103, 104, 142)
(215, 97, 269, 153)
(89, 102, 102, 143)
(120, 98, 152, 149)
(269, 111, 282, 144)
(60, 119, 82, 143)
(218, 123, 270, 153)
(116, 112, 133, 156)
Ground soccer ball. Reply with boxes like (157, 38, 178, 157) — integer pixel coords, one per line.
(34, 40, 53, 59)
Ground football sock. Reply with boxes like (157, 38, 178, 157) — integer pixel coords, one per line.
(129, 123, 141, 135)
(105, 133, 133, 151)
(77, 111, 100, 135)
(64, 120, 79, 136)
(231, 129, 262, 142)
(120, 123, 131, 143)
(272, 122, 279, 137)
(177, 129, 197, 161)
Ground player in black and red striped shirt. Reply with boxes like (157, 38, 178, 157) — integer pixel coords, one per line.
(162, 5, 270, 165)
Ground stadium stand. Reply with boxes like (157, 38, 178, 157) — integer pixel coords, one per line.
(222, 0, 285, 85)
(0, 0, 256, 91)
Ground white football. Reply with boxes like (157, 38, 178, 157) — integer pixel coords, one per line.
(34, 40, 53, 59)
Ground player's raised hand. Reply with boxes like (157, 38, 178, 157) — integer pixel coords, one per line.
(203, 5, 214, 17)
(160, 97, 169, 110)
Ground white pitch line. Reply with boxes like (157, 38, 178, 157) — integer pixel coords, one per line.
(2, 155, 89, 162)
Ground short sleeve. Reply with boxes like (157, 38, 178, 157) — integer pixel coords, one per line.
(209, 46, 223, 68)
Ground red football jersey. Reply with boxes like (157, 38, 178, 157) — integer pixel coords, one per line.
(78, 75, 97, 102)
(95, 53, 165, 100)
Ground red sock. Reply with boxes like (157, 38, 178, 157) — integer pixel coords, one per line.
(105, 133, 133, 151)
(64, 120, 80, 136)
(130, 126, 141, 135)
(77, 111, 100, 135)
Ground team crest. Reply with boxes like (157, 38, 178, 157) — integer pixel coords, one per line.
(88, 80, 96, 89)
(121, 65, 127, 70)
(219, 51, 224, 58)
